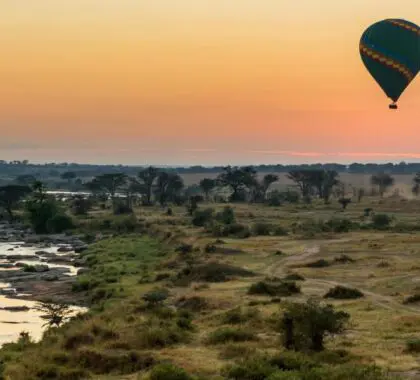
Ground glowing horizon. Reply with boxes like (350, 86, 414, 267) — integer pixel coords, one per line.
(1, 1, 419, 165)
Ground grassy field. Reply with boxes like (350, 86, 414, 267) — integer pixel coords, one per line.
(4, 190, 420, 378)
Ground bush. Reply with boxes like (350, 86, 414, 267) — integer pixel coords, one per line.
(273, 226, 289, 236)
(403, 293, 420, 304)
(204, 243, 217, 253)
(324, 218, 354, 233)
(252, 222, 272, 236)
(372, 214, 392, 229)
(46, 213, 74, 233)
(211, 223, 251, 239)
(218, 344, 257, 360)
(150, 363, 193, 380)
(113, 215, 138, 233)
(142, 289, 169, 306)
(248, 281, 300, 297)
(283, 273, 305, 281)
(221, 307, 260, 325)
(324, 286, 364, 300)
(405, 338, 420, 353)
(267, 190, 283, 206)
(222, 356, 276, 380)
(71, 196, 92, 215)
(206, 328, 257, 344)
(192, 208, 214, 227)
(176, 296, 208, 312)
(305, 259, 330, 268)
(215, 206, 236, 225)
(175, 244, 193, 255)
(113, 202, 133, 215)
(334, 255, 355, 264)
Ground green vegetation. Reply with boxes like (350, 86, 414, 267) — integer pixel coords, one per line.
(1, 164, 420, 379)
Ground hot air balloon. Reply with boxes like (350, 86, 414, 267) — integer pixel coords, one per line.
(360, 19, 420, 109)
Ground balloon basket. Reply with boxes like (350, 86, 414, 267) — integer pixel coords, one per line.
(389, 103, 398, 110)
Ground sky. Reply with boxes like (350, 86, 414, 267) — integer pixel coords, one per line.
(1, 1, 419, 165)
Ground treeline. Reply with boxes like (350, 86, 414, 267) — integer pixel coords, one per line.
(2, 160, 420, 178)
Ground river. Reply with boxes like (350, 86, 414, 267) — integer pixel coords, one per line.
(0, 242, 86, 346)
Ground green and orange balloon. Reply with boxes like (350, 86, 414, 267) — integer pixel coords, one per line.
(360, 19, 420, 109)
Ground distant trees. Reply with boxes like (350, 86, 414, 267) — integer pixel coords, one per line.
(0, 185, 32, 220)
(199, 178, 217, 201)
(85, 173, 127, 208)
(137, 166, 159, 205)
(412, 173, 420, 197)
(60, 171, 77, 183)
(14, 174, 37, 186)
(370, 173, 394, 197)
(217, 166, 257, 202)
(287, 169, 339, 203)
(155, 172, 184, 206)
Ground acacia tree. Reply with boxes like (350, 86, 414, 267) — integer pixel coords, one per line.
(249, 174, 279, 203)
(60, 171, 77, 183)
(137, 166, 159, 205)
(371, 173, 394, 197)
(34, 301, 74, 328)
(412, 173, 420, 197)
(199, 178, 217, 201)
(85, 173, 127, 207)
(15, 174, 37, 186)
(0, 185, 32, 220)
(279, 299, 349, 352)
(287, 170, 315, 200)
(155, 172, 184, 206)
(217, 166, 257, 202)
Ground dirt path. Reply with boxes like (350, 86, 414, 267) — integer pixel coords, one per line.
(265, 240, 420, 315)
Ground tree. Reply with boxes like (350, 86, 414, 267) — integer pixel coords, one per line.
(14, 174, 37, 186)
(371, 173, 394, 197)
(34, 301, 73, 328)
(199, 178, 217, 201)
(287, 170, 315, 199)
(279, 299, 349, 351)
(320, 170, 340, 204)
(262, 174, 279, 196)
(60, 171, 77, 183)
(217, 166, 257, 202)
(70, 195, 92, 215)
(412, 173, 420, 197)
(85, 173, 127, 207)
(155, 172, 184, 206)
(137, 166, 159, 205)
(0, 185, 32, 221)
(338, 198, 351, 210)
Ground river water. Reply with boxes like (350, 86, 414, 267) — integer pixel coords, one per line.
(0, 243, 86, 346)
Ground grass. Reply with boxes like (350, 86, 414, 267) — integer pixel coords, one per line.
(5, 192, 420, 377)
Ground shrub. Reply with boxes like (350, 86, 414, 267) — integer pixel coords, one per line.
(206, 328, 257, 344)
(221, 307, 260, 325)
(113, 202, 133, 215)
(192, 208, 213, 227)
(252, 222, 272, 236)
(283, 273, 305, 281)
(221, 356, 276, 380)
(215, 206, 236, 225)
(405, 338, 420, 353)
(176, 262, 256, 283)
(267, 191, 283, 206)
(218, 344, 257, 360)
(248, 281, 300, 297)
(273, 226, 289, 236)
(334, 255, 355, 264)
(176, 296, 208, 312)
(324, 218, 354, 233)
(324, 286, 364, 300)
(305, 259, 330, 268)
(204, 243, 217, 253)
(113, 215, 138, 233)
(46, 213, 74, 233)
(372, 214, 392, 229)
(150, 363, 193, 380)
(211, 222, 251, 239)
(403, 293, 420, 304)
(175, 244, 193, 255)
(142, 289, 169, 306)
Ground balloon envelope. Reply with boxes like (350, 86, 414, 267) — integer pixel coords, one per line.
(360, 19, 420, 103)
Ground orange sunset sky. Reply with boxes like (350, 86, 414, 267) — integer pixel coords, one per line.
(1, 1, 419, 165)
